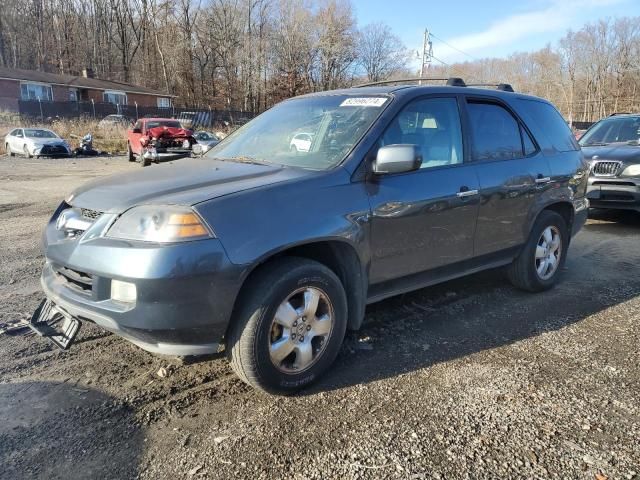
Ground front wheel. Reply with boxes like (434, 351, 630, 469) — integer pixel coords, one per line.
(226, 257, 347, 394)
(23, 145, 31, 159)
(507, 210, 568, 292)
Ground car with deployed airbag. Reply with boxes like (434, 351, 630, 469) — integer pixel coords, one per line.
(32, 78, 589, 394)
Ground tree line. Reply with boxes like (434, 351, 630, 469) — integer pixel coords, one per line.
(429, 17, 640, 123)
(0, 0, 411, 112)
(1, 1, 639, 122)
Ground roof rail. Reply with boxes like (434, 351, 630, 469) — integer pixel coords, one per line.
(467, 83, 515, 92)
(354, 77, 466, 88)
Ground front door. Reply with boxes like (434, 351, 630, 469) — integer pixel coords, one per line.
(368, 96, 480, 284)
(463, 98, 552, 256)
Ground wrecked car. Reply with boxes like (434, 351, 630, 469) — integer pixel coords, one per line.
(127, 118, 194, 166)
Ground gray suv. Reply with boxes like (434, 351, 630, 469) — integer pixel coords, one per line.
(32, 79, 589, 394)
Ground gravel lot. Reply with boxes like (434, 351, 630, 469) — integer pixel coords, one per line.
(0, 155, 639, 480)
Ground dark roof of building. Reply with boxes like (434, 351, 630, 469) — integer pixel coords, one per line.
(0, 67, 174, 97)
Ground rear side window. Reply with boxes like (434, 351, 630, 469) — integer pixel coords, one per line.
(516, 99, 578, 152)
(467, 102, 524, 161)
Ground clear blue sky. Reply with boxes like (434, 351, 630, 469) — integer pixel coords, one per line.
(351, 0, 639, 66)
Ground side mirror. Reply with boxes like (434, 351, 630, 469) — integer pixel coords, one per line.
(132, 128, 142, 134)
(373, 144, 422, 174)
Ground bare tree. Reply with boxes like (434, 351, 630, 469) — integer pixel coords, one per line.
(357, 22, 410, 82)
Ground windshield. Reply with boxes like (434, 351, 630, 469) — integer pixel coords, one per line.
(195, 132, 217, 141)
(24, 129, 58, 139)
(579, 116, 640, 146)
(206, 95, 389, 169)
(146, 120, 182, 129)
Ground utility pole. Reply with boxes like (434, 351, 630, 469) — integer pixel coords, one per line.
(419, 29, 433, 84)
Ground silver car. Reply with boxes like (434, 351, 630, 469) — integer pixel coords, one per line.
(4, 128, 71, 158)
(191, 131, 220, 156)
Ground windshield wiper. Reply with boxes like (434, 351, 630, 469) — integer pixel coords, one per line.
(214, 156, 271, 166)
(583, 142, 609, 146)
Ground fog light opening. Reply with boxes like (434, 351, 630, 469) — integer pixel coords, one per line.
(111, 280, 137, 303)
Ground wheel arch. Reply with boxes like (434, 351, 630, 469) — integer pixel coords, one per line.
(229, 239, 368, 335)
(540, 201, 574, 234)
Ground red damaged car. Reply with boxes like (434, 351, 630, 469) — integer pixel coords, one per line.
(127, 118, 195, 166)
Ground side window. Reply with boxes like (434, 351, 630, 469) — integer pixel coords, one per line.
(515, 99, 579, 152)
(15, 129, 23, 138)
(467, 102, 524, 161)
(381, 97, 463, 169)
(522, 126, 537, 156)
(134, 121, 142, 131)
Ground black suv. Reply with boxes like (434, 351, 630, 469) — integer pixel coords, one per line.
(579, 113, 640, 212)
(33, 78, 589, 394)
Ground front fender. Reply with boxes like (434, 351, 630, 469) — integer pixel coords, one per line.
(194, 169, 371, 269)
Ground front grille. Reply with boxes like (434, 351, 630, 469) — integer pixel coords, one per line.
(592, 161, 622, 176)
(40, 145, 67, 155)
(54, 265, 93, 294)
(81, 208, 102, 221)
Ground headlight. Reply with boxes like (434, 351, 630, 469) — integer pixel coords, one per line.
(621, 164, 640, 177)
(106, 205, 213, 242)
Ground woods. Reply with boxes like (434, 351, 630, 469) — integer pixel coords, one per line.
(1, 0, 639, 121)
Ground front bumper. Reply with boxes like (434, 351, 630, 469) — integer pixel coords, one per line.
(33, 144, 71, 157)
(41, 216, 244, 356)
(586, 176, 640, 211)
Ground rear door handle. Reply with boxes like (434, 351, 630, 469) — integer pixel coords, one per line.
(535, 176, 551, 184)
(456, 189, 479, 198)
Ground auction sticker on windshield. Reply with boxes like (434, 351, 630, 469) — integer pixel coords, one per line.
(340, 97, 387, 107)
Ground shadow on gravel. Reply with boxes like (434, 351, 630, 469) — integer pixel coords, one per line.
(306, 217, 640, 395)
(0, 381, 143, 480)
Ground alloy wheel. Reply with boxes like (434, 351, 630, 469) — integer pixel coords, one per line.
(535, 226, 562, 280)
(268, 287, 334, 373)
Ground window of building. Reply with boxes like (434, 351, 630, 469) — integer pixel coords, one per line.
(69, 88, 79, 102)
(157, 97, 171, 108)
(103, 90, 127, 105)
(20, 83, 53, 101)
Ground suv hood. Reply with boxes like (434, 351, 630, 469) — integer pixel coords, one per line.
(582, 143, 640, 166)
(69, 158, 309, 213)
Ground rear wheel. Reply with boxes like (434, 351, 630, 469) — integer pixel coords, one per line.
(127, 143, 136, 162)
(5, 144, 13, 157)
(507, 210, 568, 292)
(23, 145, 31, 158)
(226, 257, 347, 395)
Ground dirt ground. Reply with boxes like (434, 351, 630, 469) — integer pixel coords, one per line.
(0, 155, 638, 480)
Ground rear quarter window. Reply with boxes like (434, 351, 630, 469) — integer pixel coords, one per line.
(515, 99, 578, 152)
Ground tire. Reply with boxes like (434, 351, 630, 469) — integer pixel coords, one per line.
(226, 257, 348, 395)
(5, 144, 14, 157)
(23, 145, 31, 159)
(127, 143, 136, 162)
(141, 156, 151, 167)
(507, 210, 569, 292)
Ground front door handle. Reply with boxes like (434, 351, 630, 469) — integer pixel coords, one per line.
(535, 176, 551, 184)
(456, 189, 479, 198)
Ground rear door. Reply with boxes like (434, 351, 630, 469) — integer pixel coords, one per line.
(463, 97, 551, 257)
(9, 129, 24, 152)
(368, 95, 481, 283)
(129, 120, 144, 154)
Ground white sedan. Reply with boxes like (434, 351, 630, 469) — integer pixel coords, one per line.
(4, 128, 72, 158)
(289, 132, 313, 153)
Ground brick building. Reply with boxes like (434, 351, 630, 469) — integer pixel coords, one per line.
(0, 66, 174, 113)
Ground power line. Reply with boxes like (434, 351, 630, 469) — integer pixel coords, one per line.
(430, 32, 479, 62)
